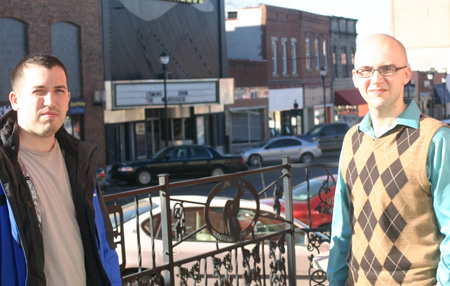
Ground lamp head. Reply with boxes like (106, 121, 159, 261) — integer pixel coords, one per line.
(160, 51, 169, 65)
(319, 66, 327, 77)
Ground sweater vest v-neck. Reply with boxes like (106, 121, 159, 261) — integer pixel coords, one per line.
(340, 115, 446, 285)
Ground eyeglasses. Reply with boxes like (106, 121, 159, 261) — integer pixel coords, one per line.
(354, 65, 408, 78)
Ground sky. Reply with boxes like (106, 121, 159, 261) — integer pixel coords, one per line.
(224, 0, 392, 46)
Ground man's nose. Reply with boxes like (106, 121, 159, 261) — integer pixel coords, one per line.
(43, 92, 56, 106)
(370, 69, 384, 84)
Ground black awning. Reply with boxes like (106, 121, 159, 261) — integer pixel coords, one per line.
(334, 89, 366, 106)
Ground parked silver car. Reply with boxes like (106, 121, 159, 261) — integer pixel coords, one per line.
(241, 136, 322, 167)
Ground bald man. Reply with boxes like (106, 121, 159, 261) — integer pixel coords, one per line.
(327, 34, 450, 285)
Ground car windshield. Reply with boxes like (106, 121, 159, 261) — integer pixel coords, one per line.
(305, 125, 322, 135)
(291, 179, 334, 201)
(152, 147, 174, 159)
(110, 198, 159, 228)
(256, 139, 271, 147)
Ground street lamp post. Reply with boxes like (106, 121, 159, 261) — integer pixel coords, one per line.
(443, 73, 447, 119)
(320, 67, 327, 124)
(427, 69, 435, 118)
(160, 51, 170, 147)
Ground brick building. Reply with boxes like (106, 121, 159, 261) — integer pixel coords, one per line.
(329, 16, 367, 126)
(226, 4, 332, 151)
(0, 0, 106, 166)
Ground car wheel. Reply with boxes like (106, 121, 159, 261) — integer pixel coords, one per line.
(135, 169, 152, 185)
(211, 166, 225, 176)
(248, 154, 262, 167)
(300, 152, 314, 163)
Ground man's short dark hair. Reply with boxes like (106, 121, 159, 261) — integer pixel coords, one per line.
(11, 54, 68, 92)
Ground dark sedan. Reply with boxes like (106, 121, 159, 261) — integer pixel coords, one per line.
(109, 145, 248, 185)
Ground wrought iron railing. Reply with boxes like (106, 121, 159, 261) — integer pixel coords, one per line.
(103, 157, 338, 285)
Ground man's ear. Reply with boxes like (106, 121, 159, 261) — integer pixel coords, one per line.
(9, 91, 19, 111)
(403, 67, 412, 85)
(66, 91, 71, 111)
(352, 69, 358, 87)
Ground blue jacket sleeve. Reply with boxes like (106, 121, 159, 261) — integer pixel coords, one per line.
(93, 189, 122, 286)
(327, 156, 351, 285)
(0, 182, 26, 286)
(428, 127, 450, 285)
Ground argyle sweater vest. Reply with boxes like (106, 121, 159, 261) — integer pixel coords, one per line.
(340, 115, 446, 285)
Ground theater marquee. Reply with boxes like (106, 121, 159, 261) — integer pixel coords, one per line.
(105, 78, 234, 110)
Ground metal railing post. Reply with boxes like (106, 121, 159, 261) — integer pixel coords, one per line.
(282, 156, 296, 285)
(159, 173, 174, 286)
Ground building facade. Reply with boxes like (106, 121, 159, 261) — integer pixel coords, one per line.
(226, 4, 334, 146)
(102, 0, 233, 163)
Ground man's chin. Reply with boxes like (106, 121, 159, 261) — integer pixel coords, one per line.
(38, 124, 63, 137)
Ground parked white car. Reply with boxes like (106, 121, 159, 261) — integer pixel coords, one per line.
(111, 195, 329, 281)
(242, 136, 322, 166)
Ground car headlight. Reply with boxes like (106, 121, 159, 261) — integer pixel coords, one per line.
(118, 166, 133, 172)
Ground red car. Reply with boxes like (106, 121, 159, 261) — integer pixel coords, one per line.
(261, 174, 337, 229)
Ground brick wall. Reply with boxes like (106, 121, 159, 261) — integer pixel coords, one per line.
(228, 59, 268, 87)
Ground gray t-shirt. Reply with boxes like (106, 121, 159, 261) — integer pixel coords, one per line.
(19, 141, 86, 285)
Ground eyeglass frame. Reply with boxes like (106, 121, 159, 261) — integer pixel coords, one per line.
(353, 65, 408, 78)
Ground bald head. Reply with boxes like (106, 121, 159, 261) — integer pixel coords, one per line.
(355, 34, 409, 69)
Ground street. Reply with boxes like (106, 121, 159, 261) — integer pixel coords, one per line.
(103, 151, 340, 200)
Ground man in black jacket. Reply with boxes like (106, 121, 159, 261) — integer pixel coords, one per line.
(0, 54, 121, 285)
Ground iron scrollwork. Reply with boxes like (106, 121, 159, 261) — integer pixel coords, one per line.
(242, 243, 262, 285)
(314, 175, 334, 217)
(134, 273, 164, 286)
(172, 202, 186, 240)
(272, 184, 283, 217)
(212, 252, 234, 286)
(178, 261, 202, 286)
(308, 255, 327, 286)
(268, 236, 287, 286)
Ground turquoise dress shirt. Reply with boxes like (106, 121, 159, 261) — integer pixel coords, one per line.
(327, 100, 450, 285)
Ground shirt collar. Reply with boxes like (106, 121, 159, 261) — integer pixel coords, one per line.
(358, 99, 420, 138)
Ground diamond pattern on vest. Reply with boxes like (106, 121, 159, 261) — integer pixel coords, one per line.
(379, 202, 407, 243)
(346, 126, 420, 285)
(380, 158, 408, 200)
(383, 246, 412, 284)
(396, 125, 420, 156)
(360, 153, 379, 196)
(360, 246, 383, 285)
(358, 200, 378, 241)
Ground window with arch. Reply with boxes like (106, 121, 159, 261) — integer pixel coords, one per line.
(51, 22, 82, 98)
(0, 18, 27, 106)
(281, 40, 287, 75)
(341, 46, 348, 76)
(323, 40, 328, 70)
(315, 38, 320, 70)
(291, 39, 297, 75)
(305, 38, 311, 70)
(272, 39, 278, 75)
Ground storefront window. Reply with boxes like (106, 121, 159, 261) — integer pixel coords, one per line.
(231, 109, 264, 144)
(64, 116, 81, 139)
(135, 122, 146, 159)
(171, 118, 191, 141)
